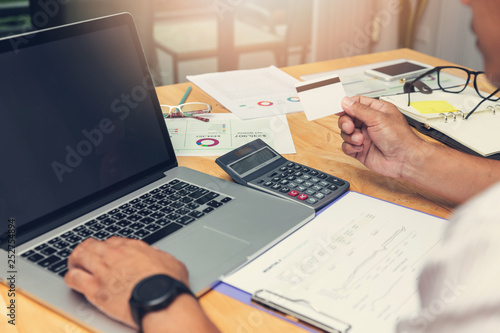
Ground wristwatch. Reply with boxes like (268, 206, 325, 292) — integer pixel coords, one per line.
(129, 274, 195, 331)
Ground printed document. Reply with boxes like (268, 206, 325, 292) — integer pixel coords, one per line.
(223, 192, 447, 332)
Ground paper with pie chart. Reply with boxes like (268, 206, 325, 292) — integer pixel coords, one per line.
(165, 113, 296, 156)
(187, 66, 303, 120)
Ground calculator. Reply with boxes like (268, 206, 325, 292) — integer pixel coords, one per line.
(215, 139, 350, 212)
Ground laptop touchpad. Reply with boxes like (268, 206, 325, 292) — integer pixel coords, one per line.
(157, 227, 251, 284)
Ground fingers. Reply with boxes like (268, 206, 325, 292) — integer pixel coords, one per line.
(64, 267, 100, 300)
(68, 239, 109, 274)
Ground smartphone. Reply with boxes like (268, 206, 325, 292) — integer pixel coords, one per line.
(364, 60, 433, 82)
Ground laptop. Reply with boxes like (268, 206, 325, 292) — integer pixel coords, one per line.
(0, 13, 314, 332)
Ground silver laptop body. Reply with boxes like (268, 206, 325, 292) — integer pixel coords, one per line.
(0, 13, 314, 332)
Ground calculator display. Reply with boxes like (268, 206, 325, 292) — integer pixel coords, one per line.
(230, 147, 278, 175)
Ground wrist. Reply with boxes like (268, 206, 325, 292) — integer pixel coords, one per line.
(400, 138, 435, 183)
(142, 294, 215, 333)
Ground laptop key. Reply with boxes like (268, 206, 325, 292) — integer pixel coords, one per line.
(171, 181, 189, 190)
(188, 210, 205, 219)
(177, 216, 195, 225)
(118, 228, 135, 237)
(49, 259, 68, 273)
(65, 235, 83, 244)
(105, 225, 121, 233)
(206, 200, 223, 208)
(133, 229, 151, 238)
(129, 222, 145, 231)
(77, 229, 94, 238)
(57, 249, 72, 258)
(27, 253, 45, 262)
(53, 241, 70, 250)
(144, 224, 161, 232)
(93, 231, 111, 240)
(21, 250, 35, 258)
(142, 223, 183, 245)
(38, 255, 61, 268)
(48, 237, 61, 245)
(40, 246, 58, 256)
(88, 223, 106, 231)
(195, 192, 219, 205)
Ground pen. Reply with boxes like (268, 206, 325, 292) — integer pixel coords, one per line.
(179, 86, 192, 105)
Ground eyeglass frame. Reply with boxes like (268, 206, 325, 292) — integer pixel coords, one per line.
(160, 102, 212, 118)
(403, 65, 500, 120)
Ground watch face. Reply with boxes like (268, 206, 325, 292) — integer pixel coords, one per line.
(134, 275, 175, 304)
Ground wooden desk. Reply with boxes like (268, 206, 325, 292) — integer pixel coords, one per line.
(0, 48, 458, 333)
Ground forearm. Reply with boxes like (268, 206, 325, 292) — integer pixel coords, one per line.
(143, 294, 220, 333)
(401, 141, 500, 203)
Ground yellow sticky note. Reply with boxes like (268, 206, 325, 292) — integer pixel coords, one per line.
(410, 100, 457, 114)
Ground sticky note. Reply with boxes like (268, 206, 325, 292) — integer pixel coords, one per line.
(410, 100, 458, 114)
(296, 74, 346, 121)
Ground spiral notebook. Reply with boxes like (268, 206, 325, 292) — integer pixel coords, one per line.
(381, 87, 500, 159)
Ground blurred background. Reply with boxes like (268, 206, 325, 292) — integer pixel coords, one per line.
(0, 0, 482, 86)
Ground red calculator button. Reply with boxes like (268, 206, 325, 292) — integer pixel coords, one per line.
(288, 190, 299, 197)
(297, 193, 308, 201)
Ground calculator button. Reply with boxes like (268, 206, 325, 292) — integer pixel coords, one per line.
(279, 166, 287, 171)
(286, 176, 295, 181)
(295, 178, 304, 184)
(314, 193, 326, 200)
(310, 178, 320, 183)
(321, 189, 332, 195)
(304, 181, 313, 187)
(306, 198, 318, 204)
(279, 187, 290, 193)
(272, 177, 281, 182)
(263, 181, 273, 187)
(271, 184, 281, 190)
(286, 162, 295, 167)
(327, 176, 345, 186)
(301, 167, 310, 172)
(294, 172, 303, 177)
(302, 175, 311, 180)
(288, 190, 299, 197)
(297, 193, 308, 201)
(279, 179, 289, 185)
(297, 185, 307, 192)
(328, 184, 338, 191)
(305, 189, 316, 195)
(309, 170, 319, 176)
(288, 182, 298, 189)
(319, 181, 329, 187)
(311, 185, 322, 191)
(318, 173, 328, 179)
(268, 172, 278, 178)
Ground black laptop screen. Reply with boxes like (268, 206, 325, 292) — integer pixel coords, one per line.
(0, 15, 175, 239)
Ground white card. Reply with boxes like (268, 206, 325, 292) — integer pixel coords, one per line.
(295, 74, 346, 121)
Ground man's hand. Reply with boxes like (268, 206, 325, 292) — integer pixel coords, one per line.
(338, 95, 424, 179)
(64, 237, 189, 329)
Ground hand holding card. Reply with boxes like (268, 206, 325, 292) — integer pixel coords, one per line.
(295, 74, 347, 121)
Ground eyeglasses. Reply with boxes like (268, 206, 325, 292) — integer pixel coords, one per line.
(404, 66, 500, 119)
(160, 102, 212, 118)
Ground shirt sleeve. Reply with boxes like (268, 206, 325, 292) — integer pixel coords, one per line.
(396, 182, 500, 333)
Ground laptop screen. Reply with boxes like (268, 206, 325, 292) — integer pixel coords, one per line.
(0, 14, 176, 242)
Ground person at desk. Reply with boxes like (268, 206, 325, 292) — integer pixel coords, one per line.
(65, 0, 500, 331)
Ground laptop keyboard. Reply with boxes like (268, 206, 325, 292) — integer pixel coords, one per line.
(20, 179, 233, 278)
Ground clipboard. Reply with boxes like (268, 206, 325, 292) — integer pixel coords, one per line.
(221, 191, 448, 333)
(252, 289, 352, 333)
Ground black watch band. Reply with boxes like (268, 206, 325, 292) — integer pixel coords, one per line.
(129, 274, 195, 332)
